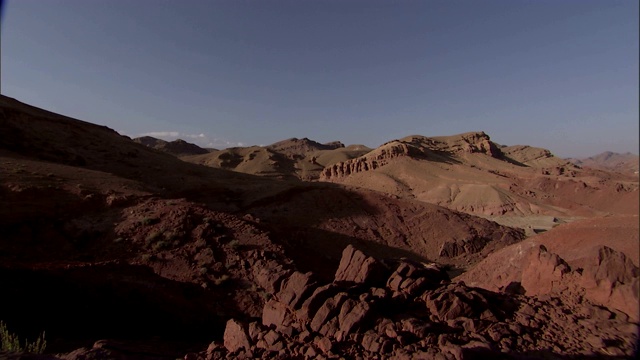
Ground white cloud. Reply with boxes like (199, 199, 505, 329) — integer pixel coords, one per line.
(139, 131, 245, 149)
(183, 133, 206, 139)
(141, 131, 180, 138)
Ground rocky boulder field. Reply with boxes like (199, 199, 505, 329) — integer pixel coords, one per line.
(0, 95, 638, 359)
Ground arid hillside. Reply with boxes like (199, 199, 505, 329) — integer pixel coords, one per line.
(458, 214, 639, 321)
(133, 136, 210, 156)
(568, 151, 639, 176)
(320, 132, 638, 221)
(0, 95, 637, 359)
(184, 138, 372, 180)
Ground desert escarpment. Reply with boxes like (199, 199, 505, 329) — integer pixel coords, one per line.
(184, 137, 371, 180)
(320, 132, 500, 180)
(318, 131, 637, 220)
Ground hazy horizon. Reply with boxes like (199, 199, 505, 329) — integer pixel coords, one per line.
(2, 0, 638, 158)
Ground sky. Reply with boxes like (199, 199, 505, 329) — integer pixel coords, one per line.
(1, 0, 638, 157)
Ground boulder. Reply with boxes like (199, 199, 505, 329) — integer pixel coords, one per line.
(223, 319, 251, 353)
(580, 246, 640, 321)
(253, 262, 292, 294)
(336, 299, 371, 340)
(276, 271, 317, 309)
(310, 293, 349, 332)
(262, 299, 293, 330)
(297, 284, 340, 322)
(521, 245, 571, 296)
(334, 245, 386, 285)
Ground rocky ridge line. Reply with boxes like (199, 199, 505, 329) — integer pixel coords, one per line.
(320, 132, 501, 180)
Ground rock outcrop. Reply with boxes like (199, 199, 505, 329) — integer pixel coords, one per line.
(186, 245, 638, 359)
(321, 132, 502, 180)
(521, 245, 572, 296)
(520, 245, 639, 321)
(320, 141, 422, 179)
(580, 246, 640, 321)
(333, 245, 387, 286)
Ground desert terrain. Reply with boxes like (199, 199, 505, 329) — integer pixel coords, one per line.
(1, 95, 638, 359)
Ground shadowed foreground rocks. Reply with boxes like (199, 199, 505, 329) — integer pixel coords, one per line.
(194, 245, 638, 359)
(4, 245, 637, 359)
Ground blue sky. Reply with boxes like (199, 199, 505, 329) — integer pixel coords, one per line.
(2, 0, 638, 157)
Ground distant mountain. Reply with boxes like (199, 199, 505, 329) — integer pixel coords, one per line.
(267, 137, 345, 157)
(133, 136, 209, 157)
(183, 137, 371, 180)
(568, 151, 639, 175)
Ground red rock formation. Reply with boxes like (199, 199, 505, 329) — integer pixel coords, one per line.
(333, 245, 387, 285)
(520, 245, 639, 321)
(580, 246, 639, 321)
(521, 245, 572, 296)
(320, 141, 420, 179)
(203, 244, 638, 359)
(320, 132, 502, 180)
(223, 319, 252, 354)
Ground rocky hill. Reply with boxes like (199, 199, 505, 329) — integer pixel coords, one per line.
(184, 138, 371, 180)
(267, 137, 345, 157)
(320, 132, 637, 220)
(568, 151, 639, 175)
(500, 145, 572, 168)
(320, 132, 573, 180)
(133, 136, 210, 156)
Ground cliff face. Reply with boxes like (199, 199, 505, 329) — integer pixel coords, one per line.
(320, 141, 421, 179)
(425, 131, 502, 157)
(321, 132, 501, 180)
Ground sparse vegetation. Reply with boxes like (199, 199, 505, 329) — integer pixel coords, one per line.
(163, 231, 178, 241)
(0, 321, 46, 354)
(145, 231, 163, 245)
(228, 239, 240, 249)
(140, 217, 159, 226)
(213, 274, 230, 286)
(151, 240, 169, 251)
(194, 238, 207, 248)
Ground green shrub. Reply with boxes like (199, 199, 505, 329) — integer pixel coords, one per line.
(0, 321, 46, 354)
